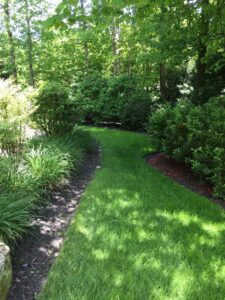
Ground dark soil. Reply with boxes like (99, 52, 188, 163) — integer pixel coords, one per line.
(8, 149, 100, 300)
(147, 152, 225, 209)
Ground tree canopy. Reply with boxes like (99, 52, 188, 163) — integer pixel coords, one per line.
(0, 0, 224, 102)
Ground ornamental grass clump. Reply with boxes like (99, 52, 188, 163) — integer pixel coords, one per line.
(0, 79, 34, 154)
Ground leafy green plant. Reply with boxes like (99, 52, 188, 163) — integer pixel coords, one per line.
(149, 95, 225, 199)
(26, 147, 72, 186)
(73, 74, 149, 127)
(72, 73, 107, 123)
(98, 74, 141, 123)
(0, 128, 93, 244)
(0, 79, 33, 154)
(0, 156, 19, 190)
(212, 148, 225, 199)
(121, 93, 152, 131)
(164, 100, 193, 161)
(25, 137, 83, 187)
(39, 127, 225, 300)
(72, 126, 96, 153)
(0, 190, 36, 244)
(0, 122, 22, 154)
(148, 104, 173, 150)
(189, 95, 225, 198)
(32, 82, 81, 136)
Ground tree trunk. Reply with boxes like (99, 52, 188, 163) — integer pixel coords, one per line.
(159, 63, 167, 101)
(195, 0, 209, 103)
(112, 17, 119, 75)
(24, 0, 35, 87)
(80, 0, 89, 72)
(145, 61, 151, 92)
(3, 0, 18, 82)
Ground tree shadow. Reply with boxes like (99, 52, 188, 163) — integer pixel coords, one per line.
(40, 128, 225, 299)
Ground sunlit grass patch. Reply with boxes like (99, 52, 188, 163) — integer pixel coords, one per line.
(40, 127, 225, 300)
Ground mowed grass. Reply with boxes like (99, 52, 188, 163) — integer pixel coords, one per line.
(39, 128, 225, 300)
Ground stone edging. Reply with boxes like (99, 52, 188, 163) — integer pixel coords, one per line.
(0, 242, 12, 300)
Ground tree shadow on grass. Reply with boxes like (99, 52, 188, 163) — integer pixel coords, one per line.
(40, 128, 225, 300)
(42, 182, 225, 300)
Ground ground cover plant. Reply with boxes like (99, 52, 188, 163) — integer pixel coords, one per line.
(0, 79, 94, 246)
(0, 129, 94, 245)
(39, 128, 225, 300)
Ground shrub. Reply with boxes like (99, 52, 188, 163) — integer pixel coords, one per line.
(32, 82, 81, 136)
(148, 104, 173, 150)
(73, 74, 147, 126)
(0, 79, 33, 154)
(72, 73, 107, 123)
(164, 100, 193, 161)
(98, 74, 141, 123)
(149, 99, 202, 161)
(121, 92, 152, 131)
(189, 96, 225, 198)
(163, 68, 186, 103)
(212, 148, 225, 198)
(148, 95, 225, 199)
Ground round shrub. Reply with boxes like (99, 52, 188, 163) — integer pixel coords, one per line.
(73, 74, 148, 126)
(149, 100, 193, 160)
(148, 104, 173, 150)
(72, 73, 107, 123)
(121, 93, 152, 131)
(98, 74, 141, 123)
(164, 100, 193, 161)
(189, 95, 225, 198)
(148, 94, 225, 199)
(32, 82, 81, 136)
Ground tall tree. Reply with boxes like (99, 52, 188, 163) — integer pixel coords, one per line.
(2, 0, 17, 82)
(111, 16, 120, 75)
(2, 0, 220, 100)
(80, 0, 89, 72)
(195, 0, 210, 103)
(24, 0, 35, 86)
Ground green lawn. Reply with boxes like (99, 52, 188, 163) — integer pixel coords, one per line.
(39, 128, 225, 300)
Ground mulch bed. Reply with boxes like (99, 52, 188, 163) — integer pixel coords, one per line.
(8, 148, 100, 300)
(147, 152, 225, 209)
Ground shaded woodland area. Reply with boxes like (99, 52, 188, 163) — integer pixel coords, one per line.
(0, 0, 224, 99)
(0, 2, 225, 299)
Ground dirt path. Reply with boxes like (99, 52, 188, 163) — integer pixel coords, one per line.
(8, 149, 100, 300)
